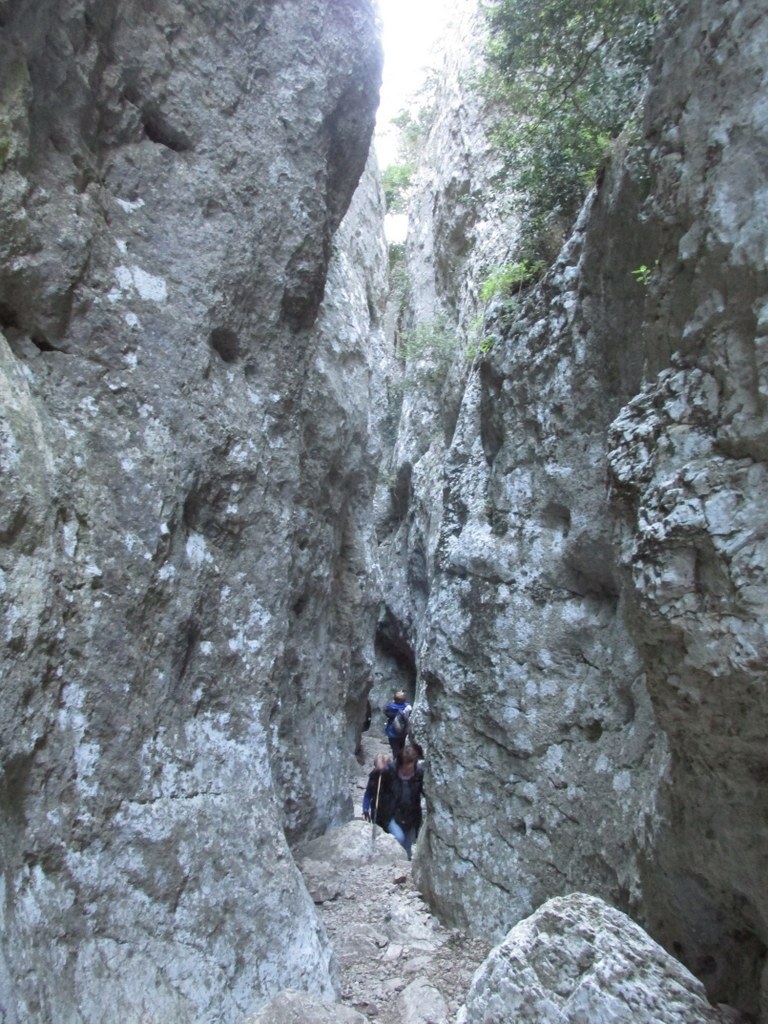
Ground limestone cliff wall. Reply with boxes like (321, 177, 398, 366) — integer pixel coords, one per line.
(607, 0, 768, 1011)
(0, 2, 384, 1021)
(383, 0, 767, 1019)
(373, 0, 520, 708)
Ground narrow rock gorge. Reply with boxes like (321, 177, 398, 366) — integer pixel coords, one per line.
(0, 0, 766, 1022)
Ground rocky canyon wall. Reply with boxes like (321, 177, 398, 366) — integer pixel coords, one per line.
(382, 0, 767, 1019)
(0, 2, 386, 1021)
(608, 0, 768, 1011)
(2, 0, 766, 1019)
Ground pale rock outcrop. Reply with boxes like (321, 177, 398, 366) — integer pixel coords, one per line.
(373, 0, 518, 721)
(384, 0, 767, 1019)
(397, 977, 449, 1024)
(298, 820, 407, 904)
(0, 1, 385, 1021)
(461, 893, 746, 1024)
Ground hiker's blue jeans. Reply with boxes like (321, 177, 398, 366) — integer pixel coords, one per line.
(387, 819, 416, 859)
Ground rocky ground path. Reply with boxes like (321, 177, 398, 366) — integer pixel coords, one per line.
(296, 733, 492, 1024)
(275, 735, 750, 1024)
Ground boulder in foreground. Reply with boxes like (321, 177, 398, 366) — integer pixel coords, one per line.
(461, 893, 746, 1024)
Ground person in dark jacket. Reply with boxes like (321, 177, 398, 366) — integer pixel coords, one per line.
(382, 689, 412, 758)
(362, 753, 393, 828)
(385, 745, 424, 860)
(355, 697, 374, 759)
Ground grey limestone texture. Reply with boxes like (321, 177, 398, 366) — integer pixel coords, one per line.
(461, 893, 747, 1024)
(245, 989, 369, 1024)
(378, 0, 768, 1020)
(0, 0, 385, 1021)
(1, 0, 767, 1020)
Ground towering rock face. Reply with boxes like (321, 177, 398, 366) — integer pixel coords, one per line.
(607, 1, 768, 1012)
(373, 0, 520, 707)
(0, 1, 384, 1021)
(382, 0, 767, 1019)
(2, 0, 765, 1018)
(392, 0, 666, 947)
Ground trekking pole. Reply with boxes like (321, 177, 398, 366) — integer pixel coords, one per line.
(371, 773, 382, 852)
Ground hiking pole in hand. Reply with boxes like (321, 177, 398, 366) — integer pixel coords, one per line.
(371, 772, 382, 853)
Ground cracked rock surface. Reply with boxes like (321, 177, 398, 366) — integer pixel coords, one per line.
(462, 893, 749, 1024)
(376, 0, 768, 1018)
(0, 2, 385, 1021)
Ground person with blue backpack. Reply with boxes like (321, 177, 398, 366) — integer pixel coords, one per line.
(383, 689, 412, 758)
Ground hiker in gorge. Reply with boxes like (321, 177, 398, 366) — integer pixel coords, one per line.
(362, 746, 424, 860)
(383, 688, 412, 757)
(362, 752, 393, 828)
(385, 745, 424, 859)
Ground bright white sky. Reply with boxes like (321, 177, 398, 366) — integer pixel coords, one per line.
(374, 0, 456, 168)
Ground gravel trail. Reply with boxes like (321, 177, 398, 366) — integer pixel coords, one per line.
(297, 734, 491, 1024)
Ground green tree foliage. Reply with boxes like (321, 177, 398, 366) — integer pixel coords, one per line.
(382, 163, 415, 213)
(391, 100, 435, 166)
(399, 316, 458, 389)
(479, 259, 546, 302)
(400, 317, 456, 364)
(480, 0, 659, 254)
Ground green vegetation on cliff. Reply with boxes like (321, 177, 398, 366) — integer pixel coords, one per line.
(480, 0, 660, 256)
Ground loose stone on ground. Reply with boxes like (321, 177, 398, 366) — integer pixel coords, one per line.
(296, 734, 492, 1024)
